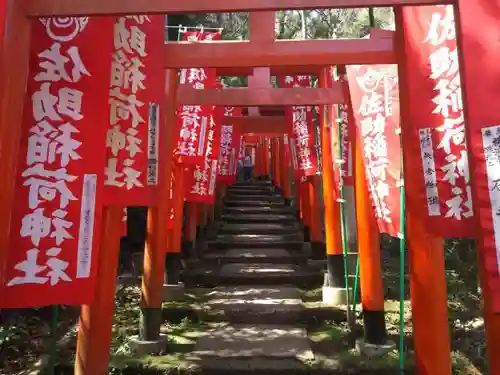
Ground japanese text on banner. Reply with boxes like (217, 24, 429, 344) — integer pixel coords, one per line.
(332, 68, 355, 186)
(175, 31, 220, 166)
(280, 75, 319, 179)
(184, 103, 221, 203)
(347, 65, 401, 237)
(1, 17, 113, 308)
(104, 15, 164, 206)
(456, 0, 500, 311)
(401, 6, 473, 237)
(218, 106, 242, 185)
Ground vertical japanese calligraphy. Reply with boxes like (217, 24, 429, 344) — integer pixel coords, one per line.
(401, 6, 473, 237)
(176, 31, 221, 204)
(104, 15, 165, 206)
(457, 0, 500, 311)
(175, 31, 219, 165)
(331, 67, 356, 186)
(1, 17, 113, 307)
(347, 65, 401, 237)
(280, 75, 319, 178)
(218, 107, 242, 185)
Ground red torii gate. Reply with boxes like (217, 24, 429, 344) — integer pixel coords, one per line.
(0, 1, 498, 375)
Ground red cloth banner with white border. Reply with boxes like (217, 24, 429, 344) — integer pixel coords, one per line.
(331, 67, 356, 186)
(346, 65, 402, 237)
(174, 31, 220, 165)
(1, 17, 113, 308)
(455, 0, 500, 311)
(280, 75, 319, 179)
(104, 16, 165, 206)
(218, 107, 242, 185)
(400, 6, 474, 238)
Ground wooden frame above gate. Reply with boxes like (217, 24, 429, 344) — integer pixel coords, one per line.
(22, 0, 455, 17)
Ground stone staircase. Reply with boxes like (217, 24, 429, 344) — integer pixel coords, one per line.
(184, 180, 324, 370)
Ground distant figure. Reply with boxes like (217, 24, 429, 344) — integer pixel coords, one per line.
(243, 151, 253, 181)
(237, 158, 244, 181)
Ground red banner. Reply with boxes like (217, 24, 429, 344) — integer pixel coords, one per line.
(281, 76, 319, 179)
(456, 0, 500, 310)
(103, 16, 164, 206)
(174, 31, 220, 165)
(347, 65, 402, 237)
(1, 17, 113, 308)
(183, 94, 221, 204)
(401, 6, 473, 237)
(218, 107, 242, 185)
(332, 68, 356, 186)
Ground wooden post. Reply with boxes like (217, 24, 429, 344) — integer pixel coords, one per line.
(166, 162, 184, 284)
(280, 135, 292, 204)
(256, 142, 263, 179)
(75, 207, 122, 375)
(308, 175, 324, 258)
(182, 202, 198, 259)
(293, 178, 301, 220)
(300, 180, 311, 242)
(196, 203, 206, 243)
(264, 137, 271, 179)
(394, 10, 452, 373)
(0, 0, 31, 299)
(318, 67, 345, 290)
(272, 137, 281, 187)
(354, 139, 387, 344)
(140, 69, 178, 341)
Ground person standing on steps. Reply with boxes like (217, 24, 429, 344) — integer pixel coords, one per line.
(243, 150, 253, 181)
(236, 158, 244, 181)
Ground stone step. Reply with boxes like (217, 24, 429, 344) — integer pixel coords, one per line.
(224, 199, 285, 207)
(183, 263, 322, 287)
(225, 194, 283, 202)
(201, 286, 304, 323)
(213, 233, 304, 247)
(232, 180, 272, 187)
(308, 252, 360, 274)
(193, 324, 314, 364)
(226, 187, 275, 195)
(222, 213, 298, 224)
(223, 205, 294, 215)
(203, 248, 307, 264)
(208, 239, 305, 250)
(220, 222, 302, 235)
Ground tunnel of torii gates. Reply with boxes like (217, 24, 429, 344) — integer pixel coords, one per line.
(0, 0, 500, 374)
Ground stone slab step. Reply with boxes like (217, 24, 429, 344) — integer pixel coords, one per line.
(215, 232, 303, 243)
(183, 263, 322, 287)
(197, 357, 309, 371)
(203, 286, 304, 317)
(224, 200, 285, 207)
(203, 248, 307, 264)
(308, 252, 360, 274)
(225, 194, 283, 202)
(231, 180, 272, 187)
(208, 239, 305, 250)
(226, 187, 275, 195)
(223, 206, 294, 215)
(193, 324, 314, 362)
(222, 213, 298, 223)
(220, 222, 302, 235)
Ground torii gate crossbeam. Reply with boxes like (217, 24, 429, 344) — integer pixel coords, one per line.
(22, 0, 455, 17)
(165, 36, 397, 68)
